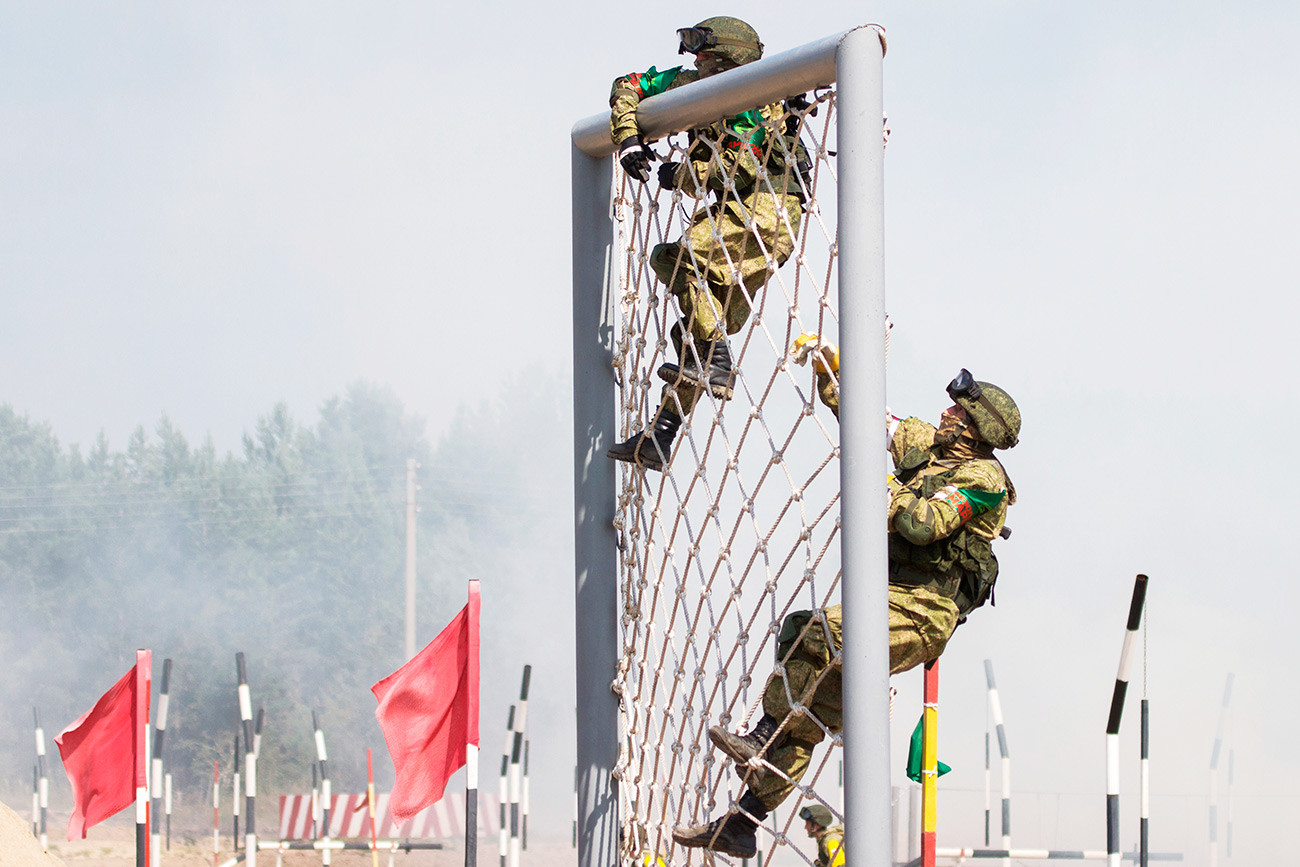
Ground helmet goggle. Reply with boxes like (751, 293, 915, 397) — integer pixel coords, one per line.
(677, 26, 757, 56)
(946, 368, 982, 402)
(677, 26, 718, 54)
(798, 807, 815, 822)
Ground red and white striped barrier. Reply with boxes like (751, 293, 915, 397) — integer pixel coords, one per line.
(279, 792, 501, 841)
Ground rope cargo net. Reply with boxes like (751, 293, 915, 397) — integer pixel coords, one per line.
(609, 88, 864, 865)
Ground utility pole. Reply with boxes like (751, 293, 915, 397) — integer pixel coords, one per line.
(404, 458, 419, 660)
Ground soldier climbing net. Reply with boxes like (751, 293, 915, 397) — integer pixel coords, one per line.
(571, 25, 888, 867)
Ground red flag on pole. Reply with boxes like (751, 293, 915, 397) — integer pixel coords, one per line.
(55, 651, 152, 841)
(373, 582, 480, 823)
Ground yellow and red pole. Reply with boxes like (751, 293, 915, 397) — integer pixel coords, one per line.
(921, 660, 939, 867)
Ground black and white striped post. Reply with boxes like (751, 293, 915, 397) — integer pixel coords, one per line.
(232, 734, 241, 851)
(1208, 673, 1233, 867)
(165, 773, 172, 851)
(1140, 697, 1150, 867)
(254, 708, 264, 758)
(983, 715, 990, 846)
(236, 653, 257, 867)
(498, 706, 514, 867)
(984, 660, 1011, 865)
(212, 761, 220, 866)
(31, 765, 38, 839)
(313, 711, 333, 867)
(151, 658, 172, 866)
(508, 665, 531, 867)
(1106, 574, 1148, 867)
(522, 739, 530, 851)
(33, 707, 48, 850)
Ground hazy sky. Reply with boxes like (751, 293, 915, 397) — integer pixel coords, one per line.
(3, 2, 1298, 864)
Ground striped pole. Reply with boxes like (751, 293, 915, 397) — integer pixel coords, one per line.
(165, 773, 173, 851)
(522, 740, 530, 851)
(465, 579, 482, 867)
(1208, 673, 1233, 867)
(984, 660, 1011, 866)
(313, 711, 332, 867)
(509, 665, 531, 867)
(1139, 699, 1149, 867)
(366, 749, 379, 867)
(1226, 747, 1234, 858)
(212, 761, 220, 867)
(152, 658, 172, 867)
(571, 765, 577, 848)
(498, 706, 514, 867)
(237, 653, 257, 867)
(31, 765, 38, 839)
(311, 764, 319, 840)
(921, 660, 939, 867)
(233, 734, 241, 851)
(254, 708, 265, 758)
(1106, 574, 1149, 867)
(984, 714, 990, 846)
(135, 649, 152, 867)
(33, 707, 48, 850)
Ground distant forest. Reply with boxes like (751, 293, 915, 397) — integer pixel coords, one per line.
(0, 377, 574, 827)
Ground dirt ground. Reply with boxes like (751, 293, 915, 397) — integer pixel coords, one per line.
(1, 800, 576, 867)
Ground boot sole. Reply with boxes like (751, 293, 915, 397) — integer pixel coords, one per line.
(708, 725, 761, 763)
(671, 827, 757, 859)
(656, 363, 735, 400)
(606, 445, 665, 473)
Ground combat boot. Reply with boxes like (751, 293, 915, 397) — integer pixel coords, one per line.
(657, 340, 736, 400)
(671, 792, 768, 858)
(606, 409, 682, 472)
(708, 713, 779, 764)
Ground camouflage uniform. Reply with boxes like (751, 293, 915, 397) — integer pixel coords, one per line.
(609, 64, 803, 417)
(746, 414, 1014, 810)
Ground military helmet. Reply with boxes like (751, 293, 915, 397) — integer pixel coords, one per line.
(946, 369, 1020, 450)
(677, 16, 764, 66)
(799, 804, 834, 827)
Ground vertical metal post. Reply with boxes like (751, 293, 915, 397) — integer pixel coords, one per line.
(152, 658, 172, 867)
(571, 136, 619, 867)
(984, 660, 1011, 867)
(920, 662, 939, 867)
(34, 707, 48, 850)
(237, 653, 257, 867)
(835, 24, 890, 867)
(405, 457, 418, 661)
(135, 649, 152, 867)
(313, 711, 333, 867)
(1140, 699, 1149, 867)
(1208, 673, 1233, 867)
(509, 666, 532, 867)
(1106, 575, 1148, 867)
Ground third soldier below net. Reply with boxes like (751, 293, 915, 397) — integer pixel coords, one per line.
(604, 16, 805, 472)
(672, 368, 1021, 858)
(801, 804, 845, 867)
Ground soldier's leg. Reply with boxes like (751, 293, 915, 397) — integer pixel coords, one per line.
(888, 586, 960, 675)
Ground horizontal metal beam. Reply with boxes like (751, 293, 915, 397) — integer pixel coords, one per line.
(571, 24, 884, 157)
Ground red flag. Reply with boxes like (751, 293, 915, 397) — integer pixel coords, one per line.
(373, 582, 480, 822)
(55, 654, 150, 840)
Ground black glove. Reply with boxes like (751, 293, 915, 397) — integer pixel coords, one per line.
(619, 135, 653, 183)
(657, 160, 682, 190)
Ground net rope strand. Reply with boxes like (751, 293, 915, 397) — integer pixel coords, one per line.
(610, 90, 860, 866)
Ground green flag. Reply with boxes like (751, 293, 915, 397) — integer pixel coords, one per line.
(905, 715, 952, 783)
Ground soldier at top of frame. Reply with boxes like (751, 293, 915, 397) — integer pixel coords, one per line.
(604, 16, 808, 473)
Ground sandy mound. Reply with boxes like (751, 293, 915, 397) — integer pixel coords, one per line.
(0, 799, 63, 865)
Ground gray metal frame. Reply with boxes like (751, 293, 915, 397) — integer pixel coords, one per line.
(571, 24, 888, 867)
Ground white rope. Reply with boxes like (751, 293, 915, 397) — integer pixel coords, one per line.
(611, 92, 853, 864)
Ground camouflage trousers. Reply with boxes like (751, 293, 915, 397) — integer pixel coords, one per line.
(748, 587, 959, 810)
(651, 191, 801, 415)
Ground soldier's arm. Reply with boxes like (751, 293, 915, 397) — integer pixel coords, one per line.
(890, 482, 1005, 545)
(609, 66, 690, 148)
